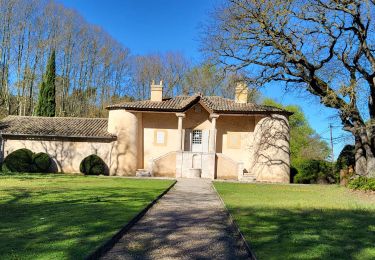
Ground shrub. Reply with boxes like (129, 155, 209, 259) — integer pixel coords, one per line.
(348, 177, 375, 191)
(290, 166, 298, 183)
(294, 159, 333, 184)
(335, 145, 355, 175)
(2, 149, 52, 173)
(32, 152, 52, 172)
(2, 148, 34, 172)
(80, 155, 108, 176)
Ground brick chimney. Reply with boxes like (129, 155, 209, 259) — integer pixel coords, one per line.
(150, 80, 163, 101)
(235, 82, 248, 103)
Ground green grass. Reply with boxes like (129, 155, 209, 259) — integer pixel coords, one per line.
(0, 174, 174, 259)
(214, 182, 375, 260)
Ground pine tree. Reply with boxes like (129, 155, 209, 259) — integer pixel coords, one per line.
(35, 50, 56, 117)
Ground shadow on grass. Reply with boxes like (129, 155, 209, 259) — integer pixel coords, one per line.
(229, 206, 375, 260)
(0, 180, 171, 259)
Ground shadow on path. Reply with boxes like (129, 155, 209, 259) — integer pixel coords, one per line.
(102, 178, 250, 259)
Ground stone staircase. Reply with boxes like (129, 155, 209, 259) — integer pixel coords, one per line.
(240, 173, 257, 182)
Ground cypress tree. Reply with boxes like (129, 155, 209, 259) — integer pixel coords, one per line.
(35, 50, 56, 116)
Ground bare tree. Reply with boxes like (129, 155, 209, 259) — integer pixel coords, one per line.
(129, 52, 189, 99)
(203, 0, 375, 177)
(0, 0, 131, 118)
(183, 62, 223, 95)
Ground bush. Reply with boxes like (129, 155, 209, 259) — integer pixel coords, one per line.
(294, 159, 333, 184)
(348, 177, 375, 191)
(2, 148, 34, 172)
(80, 154, 108, 176)
(32, 152, 51, 172)
(2, 149, 52, 173)
(335, 145, 355, 175)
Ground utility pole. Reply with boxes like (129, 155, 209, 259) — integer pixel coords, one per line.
(329, 124, 335, 174)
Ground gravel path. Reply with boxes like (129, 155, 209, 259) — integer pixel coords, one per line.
(101, 178, 250, 260)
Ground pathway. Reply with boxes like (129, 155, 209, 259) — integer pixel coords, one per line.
(102, 178, 250, 259)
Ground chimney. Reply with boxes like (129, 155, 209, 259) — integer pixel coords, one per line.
(150, 80, 163, 101)
(235, 82, 248, 103)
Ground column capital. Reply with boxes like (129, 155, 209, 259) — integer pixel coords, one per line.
(209, 113, 220, 119)
(176, 113, 186, 118)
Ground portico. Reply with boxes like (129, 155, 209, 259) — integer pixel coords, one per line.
(103, 80, 292, 182)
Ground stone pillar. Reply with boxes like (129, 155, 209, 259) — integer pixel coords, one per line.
(176, 113, 185, 151)
(209, 114, 219, 153)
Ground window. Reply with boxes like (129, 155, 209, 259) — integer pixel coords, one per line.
(227, 132, 241, 149)
(154, 130, 167, 146)
(192, 130, 202, 144)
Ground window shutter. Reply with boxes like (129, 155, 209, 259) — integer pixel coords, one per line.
(202, 130, 209, 152)
(184, 129, 192, 151)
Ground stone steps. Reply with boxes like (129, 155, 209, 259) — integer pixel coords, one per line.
(240, 174, 257, 182)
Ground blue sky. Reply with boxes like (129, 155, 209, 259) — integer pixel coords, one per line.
(59, 0, 352, 157)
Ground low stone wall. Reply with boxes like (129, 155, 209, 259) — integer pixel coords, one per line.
(1, 137, 113, 173)
(151, 151, 176, 177)
(216, 153, 241, 180)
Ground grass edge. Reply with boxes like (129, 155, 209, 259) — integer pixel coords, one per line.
(85, 180, 177, 260)
(211, 182, 257, 260)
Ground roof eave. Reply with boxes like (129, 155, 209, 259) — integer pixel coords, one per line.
(213, 110, 294, 116)
(1, 133, 117, 142)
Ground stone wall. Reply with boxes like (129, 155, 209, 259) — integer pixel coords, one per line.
(216, 115, 255, 173)
(1, 138, 113, 173)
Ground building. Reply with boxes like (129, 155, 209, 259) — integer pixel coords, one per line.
(0, 81, 292, 182)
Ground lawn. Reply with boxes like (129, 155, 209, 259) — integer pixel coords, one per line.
(0, 174, 174, 259)
(214, 182, 375, 260)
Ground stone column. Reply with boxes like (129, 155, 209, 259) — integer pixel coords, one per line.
(176, 113, 185, 151)
(209, 114, 219, 153)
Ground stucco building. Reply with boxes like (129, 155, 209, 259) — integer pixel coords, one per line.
(0, 82, 292, 182)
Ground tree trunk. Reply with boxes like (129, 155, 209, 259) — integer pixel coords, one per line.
(355, 133, 375, 178)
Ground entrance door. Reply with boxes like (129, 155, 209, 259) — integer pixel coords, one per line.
(191, 130, 203, 152)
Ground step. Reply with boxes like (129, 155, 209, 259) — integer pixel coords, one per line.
(240, 174, 256, 182)
(136, 169, 152, 177)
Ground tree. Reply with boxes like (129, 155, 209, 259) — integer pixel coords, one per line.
(182, 62, 260, 102)
(129, 52, 189, 99)
(0, 0, 131, 118)
(204, 0, 375, 177)
(183, 63, 223, 95)
(263, 98, 330, 166)
(35, 50, 56, 116)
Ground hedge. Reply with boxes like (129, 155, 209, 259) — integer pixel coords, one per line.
(79, 154, 108, 176)
(33, 152, 52, 172)
(2, 149, 52, 173)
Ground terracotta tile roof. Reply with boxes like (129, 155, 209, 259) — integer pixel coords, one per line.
(107, 95, 200, 112)
(0, 116, 115, 140)
(200, 96, 289, 114)
(107, 94, 291, 115)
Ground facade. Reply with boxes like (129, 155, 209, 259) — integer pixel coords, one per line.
(0, 82, 292, 182)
